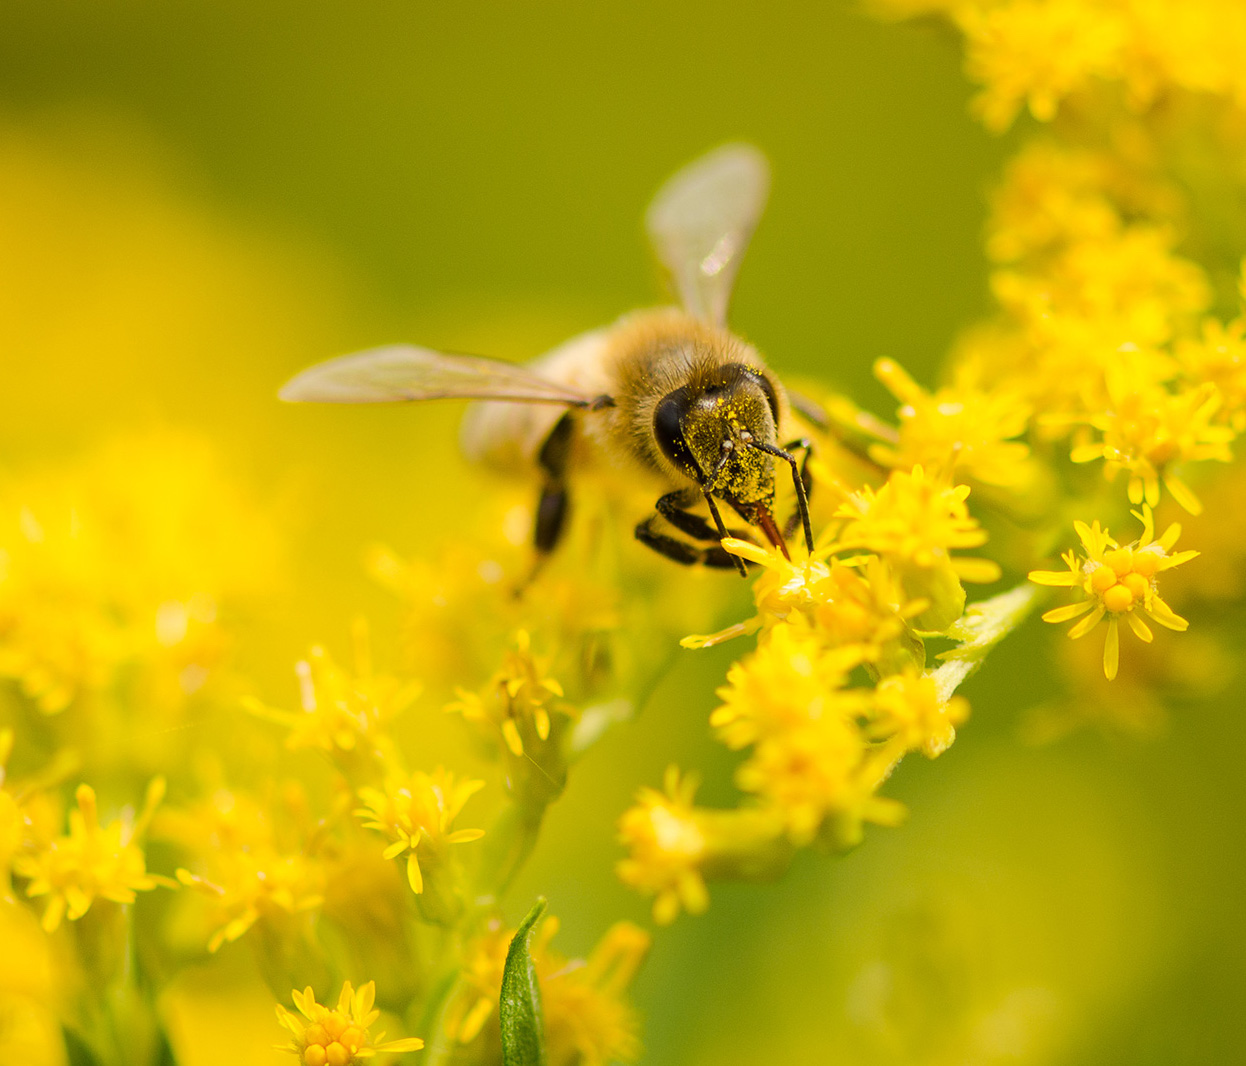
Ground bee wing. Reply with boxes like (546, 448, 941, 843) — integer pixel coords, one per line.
(278, 345, 600, 406)
(645, 143, 770, 327)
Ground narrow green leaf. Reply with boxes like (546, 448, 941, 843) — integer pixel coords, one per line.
(500, 897, 548, 1066)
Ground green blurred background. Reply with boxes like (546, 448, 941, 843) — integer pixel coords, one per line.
(1, 1, 1242, 1062)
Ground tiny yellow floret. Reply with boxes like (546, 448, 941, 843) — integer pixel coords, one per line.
(1029, 506, 1197, 679)
(275, 980, 423, 1063)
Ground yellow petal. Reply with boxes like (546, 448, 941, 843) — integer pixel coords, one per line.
(1067, 604, 1106, 639)
(952, 557, 1001, 583)
(1125, 612, 1153, 642)
(1143, 598, 1189, 632)
(407, 853, 424, 894)
(1163, 473, 1202, 515)
(1029, 569, 1080, 587)
(446, 828, 486, 844)
(1042, 600, 1096, 624)
(377, 1038, 425, 1052)
(1103, 618, 1119, 680)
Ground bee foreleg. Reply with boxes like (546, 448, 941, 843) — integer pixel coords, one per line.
(633, 516, 747, 571)
(655, 490, 752, 543)
(780, 437, 815, 544)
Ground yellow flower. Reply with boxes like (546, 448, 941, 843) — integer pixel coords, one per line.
(14, 778, 171, 932)
(1030, 505, 1198, 679)
(1176, 316, 1246, 432)
(355, 768, 485, 895)
(615, 767, 796, 923)
(543, 920, 651, 1066)
(879, 0, 1246, 130)
(870, 357, 1034, 489)
(735, 722, 906, 848)
(809, 555, 928, 670)
(441, 918, 517, 1045)
(0, 433, 279, 716)
(958, 0, 1128, 130)
(245, 628, 421, 757)
(161, 786, 326, 953)
(835, 467, 995, 574)
(835, 466, 1000, 630)
(870, 667, 970, 757)
(985, 140, 1129, 264)
(1069, 379, 1234, 514)
(616, 767, 710, 925)
(275, 980, 423, 1065)
(448, 630, 569, 758)
(710, 622, 873, 751)
(683, 531, 924, 653)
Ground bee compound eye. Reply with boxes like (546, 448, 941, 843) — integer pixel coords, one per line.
(748, 370, 781, 423)
(653, 391, 699, 478)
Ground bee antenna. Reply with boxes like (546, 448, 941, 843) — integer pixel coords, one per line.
(746, 440, 814, 555)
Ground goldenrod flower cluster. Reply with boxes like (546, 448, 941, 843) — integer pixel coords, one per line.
(858, 0, 1246, 727)
(619, 470, 992, 922)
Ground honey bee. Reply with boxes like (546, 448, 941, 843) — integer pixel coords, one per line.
(280, 144, 813, 577)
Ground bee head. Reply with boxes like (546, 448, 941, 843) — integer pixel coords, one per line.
(652, 363, 780, 512)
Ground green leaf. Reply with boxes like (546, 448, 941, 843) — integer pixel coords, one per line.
(500, 897, 548, 1066)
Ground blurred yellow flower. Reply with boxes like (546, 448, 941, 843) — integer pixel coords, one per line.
(245, 628, 421, 758)
(163, 786, 326, 954)
(871, 667, 970, 757)
(0, 433, 279, 720)
(875, 0, 1246, 128)
(14, 778, 170, 932)
(616, 767, 711, 925)
(870, 357, 1034, 490)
